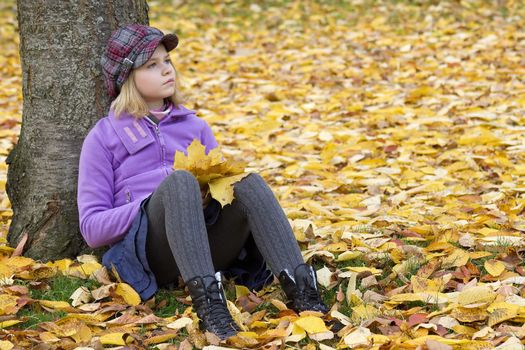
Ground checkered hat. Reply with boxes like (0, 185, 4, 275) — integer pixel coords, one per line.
(100, 24, 179, 98)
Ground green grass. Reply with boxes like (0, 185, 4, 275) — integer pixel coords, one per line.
(17, 309, 68, 330)
(152, 288, 187, 318)
(335, 257, 368, 269)
(401, 238, 429, 248)
(389, 256, 423, 287)
(253, 300, 280, 318)
(14, 274, 101, 330)
(22, 274, 101, 301)
(323, 282, 353, 318)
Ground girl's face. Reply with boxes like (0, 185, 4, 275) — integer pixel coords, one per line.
(133, 44, 176, 108)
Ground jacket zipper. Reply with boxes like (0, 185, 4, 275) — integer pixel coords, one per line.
(145, 116, 170, 175)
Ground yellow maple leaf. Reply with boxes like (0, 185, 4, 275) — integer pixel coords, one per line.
(209, 173, 250, 207)
(173, 139, 248, 206)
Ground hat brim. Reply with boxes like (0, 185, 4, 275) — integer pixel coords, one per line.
(133, 34, 179, 68)
(161, 34, 179, 51)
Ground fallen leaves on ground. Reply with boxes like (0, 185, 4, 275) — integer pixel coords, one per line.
(1, 0, 525, 349)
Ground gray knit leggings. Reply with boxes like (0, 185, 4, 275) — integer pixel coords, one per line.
(144, 170, 304, 287)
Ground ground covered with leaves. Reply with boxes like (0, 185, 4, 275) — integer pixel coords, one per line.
(1, 0, 525, 349)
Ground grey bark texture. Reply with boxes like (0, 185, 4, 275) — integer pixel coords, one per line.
(6, 0, 149, 260)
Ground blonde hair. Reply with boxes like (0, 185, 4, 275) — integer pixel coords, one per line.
(110, 67, 186, 119)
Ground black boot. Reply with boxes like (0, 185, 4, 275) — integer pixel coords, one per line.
(278, 263, 329, 314)
(186, 272, 240, 340)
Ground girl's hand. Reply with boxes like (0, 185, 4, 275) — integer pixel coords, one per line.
(200, 184, 211, 208)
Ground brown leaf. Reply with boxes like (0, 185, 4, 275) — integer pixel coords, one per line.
(11, 231, 28, 257)
(407, 313, 428, 327)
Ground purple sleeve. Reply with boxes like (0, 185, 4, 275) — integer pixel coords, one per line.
(77, 129, 141, 248)
(200, 120, 219, 154)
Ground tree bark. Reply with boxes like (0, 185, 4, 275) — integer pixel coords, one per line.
(6, 0, 149, 260)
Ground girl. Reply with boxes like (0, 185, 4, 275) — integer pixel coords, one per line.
(77, 23, 328, 340)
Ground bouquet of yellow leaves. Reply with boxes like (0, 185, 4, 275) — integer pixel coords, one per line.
(172, 139, 249, 207)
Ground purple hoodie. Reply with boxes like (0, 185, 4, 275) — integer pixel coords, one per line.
(77, 103, 218, 248)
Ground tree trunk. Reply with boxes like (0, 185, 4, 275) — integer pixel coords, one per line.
(6, 0, 149, 260)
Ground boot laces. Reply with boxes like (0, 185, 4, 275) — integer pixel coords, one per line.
(295, 284, 326, 311)
(302, 286, 323, 303)
(203, 284, 240, 336)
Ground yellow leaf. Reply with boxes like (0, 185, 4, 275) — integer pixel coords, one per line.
(324, 242, 347, 252)
(469, 251, 493, 259)
(351, 304, 379, 324)
(176, 139, 207, 168)
(0, 340, 13, 350)
(237, 331, 258, 339)
(441, 249, 469, 268)
(174, 140, 246, 181)
(514, 164, 525, 176)
(5, 256, 34, 268)
(38, 300, 71, 310)
(0, 320, 20, 329)
(388, 292, 448, 305)
(115, 283, 141, 306)
(46, 259, 73, 273)
(261, 327, 289, 338)
(457, 129, 500, 146)
(403, 335, 492, 348)
(411, 276, 443, 293)
(0, 247, 14, 256)
(39, 332, 60, 343)
(270, 299, 288, 311)
(484, 260, 505, 277)
(0, 265, 14, 278)
(336, 251, 363, 262)
(227, 300, 247, 331)
(370, 334, 390, 345)
(342, 266, 382, 275)
(294, 316, 328, 334)
(406, 86, 439, 102)
(144, 332, 179, 345)
(71, 323, 92, 343)
(0, 295, 18, 315)
(346, 272, 357, 306)
(69, 261, 102, 278)
(235, 285, 250, 299)
(487, 302, 520, 327)
(285, 323, 307, 343)
(452, 325, 477, 336)
(209, 173, 250, 207)
(457, 286, 496, 306)
(99, 332, 131, 346)
(450, 307, 488, 322)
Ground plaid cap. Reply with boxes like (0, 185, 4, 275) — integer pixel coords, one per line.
(100, 24, 179, 98)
